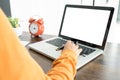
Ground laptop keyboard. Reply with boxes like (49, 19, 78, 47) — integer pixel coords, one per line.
(46, 38, 67, 47)
(79, 45, 95, 56)
(46, 38, 95, 56)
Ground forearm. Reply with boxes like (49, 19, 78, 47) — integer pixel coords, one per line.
(47, 50, 77, 80)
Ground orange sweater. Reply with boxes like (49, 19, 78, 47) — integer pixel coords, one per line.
(0, 9, 77, 80)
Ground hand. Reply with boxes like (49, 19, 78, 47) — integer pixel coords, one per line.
(63, 40, 82, 58)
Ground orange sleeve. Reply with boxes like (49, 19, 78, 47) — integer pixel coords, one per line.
(46, 50, 77, 80)
(0, 8, 77, 80)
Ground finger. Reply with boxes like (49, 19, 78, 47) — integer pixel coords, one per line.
(65, 40, 70, 45)
(78, 48, 83, 54)
(70, 40, 74, 44)
(76, 44, 79, 48)
(67, 40, 72, 44)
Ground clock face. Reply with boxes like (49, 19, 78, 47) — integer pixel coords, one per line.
(29, 23, 38, 34)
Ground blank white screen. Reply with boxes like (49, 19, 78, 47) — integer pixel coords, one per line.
(61, 7, 110, 46)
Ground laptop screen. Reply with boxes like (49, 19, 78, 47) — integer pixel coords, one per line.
(59, 5, 114, 50)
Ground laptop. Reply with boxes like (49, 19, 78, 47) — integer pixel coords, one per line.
(28, 4, 114, 69)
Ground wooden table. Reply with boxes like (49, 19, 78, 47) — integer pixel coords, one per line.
(20, 32, 120, 80)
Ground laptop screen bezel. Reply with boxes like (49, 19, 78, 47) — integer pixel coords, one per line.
(58, 4, 114, 50)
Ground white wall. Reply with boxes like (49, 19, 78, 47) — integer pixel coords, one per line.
(10, 0, 120, 43)
(10, 0, 81, 35)
(82, 0, 93, 5)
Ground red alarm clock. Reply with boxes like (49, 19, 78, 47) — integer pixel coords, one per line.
(29, 18, 44, 37)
